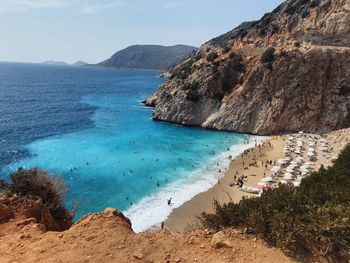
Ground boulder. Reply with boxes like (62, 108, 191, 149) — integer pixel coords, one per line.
(211, 231, 233, 248)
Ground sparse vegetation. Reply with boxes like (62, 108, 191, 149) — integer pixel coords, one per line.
(207, 52, 219, 62)
(186, 89, 200, 103)
(294, 41, 301, 48)
(260, 47, 276, 64)
(201, 144, 350, 262)
(8, 167, 73, 225)
(183, 81, 199, 91)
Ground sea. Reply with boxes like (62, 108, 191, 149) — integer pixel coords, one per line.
(0, 62, 257, 232)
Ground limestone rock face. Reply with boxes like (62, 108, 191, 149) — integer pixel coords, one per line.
(145, 0, 350, 135)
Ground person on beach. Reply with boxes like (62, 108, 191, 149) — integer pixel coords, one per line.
(161, 222, 164, 229)
(237, 178, 244, 187)
(167, 197, 172, 205)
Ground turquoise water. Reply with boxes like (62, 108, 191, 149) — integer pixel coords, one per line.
(0, 62, 251, 231)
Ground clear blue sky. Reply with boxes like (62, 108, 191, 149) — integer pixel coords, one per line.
(0, 0, 284, 64)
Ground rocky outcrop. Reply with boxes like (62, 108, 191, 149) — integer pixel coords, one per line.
(145, 0, 350, 135)
(0, 194, 72, 232)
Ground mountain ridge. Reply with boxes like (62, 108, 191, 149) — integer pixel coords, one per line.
(96, 44, 197, 70)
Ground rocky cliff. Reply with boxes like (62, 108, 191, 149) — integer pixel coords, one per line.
(145, 0, 350, 135)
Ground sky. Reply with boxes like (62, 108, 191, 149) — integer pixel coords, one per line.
(0, 0, 284, 64)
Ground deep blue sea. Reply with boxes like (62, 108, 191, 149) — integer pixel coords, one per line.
(0, 62, 253, 232)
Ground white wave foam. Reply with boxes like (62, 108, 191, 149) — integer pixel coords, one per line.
(123, 135, 268, 233)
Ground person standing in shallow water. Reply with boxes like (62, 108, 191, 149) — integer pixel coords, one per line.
(167, 197, 172, 205)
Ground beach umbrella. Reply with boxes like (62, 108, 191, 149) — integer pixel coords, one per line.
(261, 176, 275, 182)
(271, 166, 280, 172)
(293, 181, 301, 187)
(308, 148, 316, 153)
(305, 162, 315, 165)
(279, 180, 288, 184)
(286, 167, 295, 173)
(277, 159, 286, 165)
(301, 164, 309, 168)
(295, 156, 304, 163)
(257, 182, 273, 187)
(295, 176, 302, 182)
(301, 171, 308, 176)
(284, 173, 293, 180)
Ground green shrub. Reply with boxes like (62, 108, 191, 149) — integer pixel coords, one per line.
(207, 52, 218, 62)
(260, 47, 276, 64)
(183, 81, 199, 91)
(201, 144, 350, 262)
(186, 89, 200, 103)
(294, 41, 301, 48)
(10, 167, 72, 224)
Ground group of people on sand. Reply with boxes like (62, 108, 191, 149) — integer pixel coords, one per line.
(229, 170, 248, 188)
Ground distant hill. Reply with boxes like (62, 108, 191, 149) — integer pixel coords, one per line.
(96, 45, 197, 70)
(42, 61, 68, 65)
(73, 61, 88, 66)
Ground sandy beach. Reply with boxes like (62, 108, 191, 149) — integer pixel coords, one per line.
(165, 128, 350, 233)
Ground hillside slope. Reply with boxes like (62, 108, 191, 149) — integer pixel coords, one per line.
(145, 0, 350, 135)
(0, 208, 294, 263)
(97, 45, 197, 70)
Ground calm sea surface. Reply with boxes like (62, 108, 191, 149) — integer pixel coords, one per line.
(0, 62, 250, 231)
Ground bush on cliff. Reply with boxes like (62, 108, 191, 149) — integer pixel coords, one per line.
(260, 47, 276, 64)
(9, 167, 73, 228)
(207, 52, 218, 62)
(201, 144, 350, 262)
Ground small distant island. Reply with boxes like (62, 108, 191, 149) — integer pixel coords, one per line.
(73, 61, 88, 66)
(96, 44, 197, 70)
(42, 61, 68, 65)
(41, 60, 88, 66)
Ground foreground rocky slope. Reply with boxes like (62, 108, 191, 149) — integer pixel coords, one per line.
(145, 0, 350, 135)
(0, 207, 294, 263)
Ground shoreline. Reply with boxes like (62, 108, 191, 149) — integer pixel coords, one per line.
(124, 135, 267, 233)
(165, 128, 350, 233)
